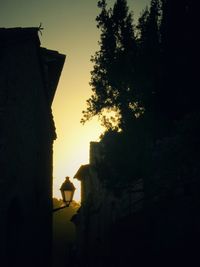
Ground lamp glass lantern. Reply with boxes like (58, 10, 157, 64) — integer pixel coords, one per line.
(60, 176, 76, 206)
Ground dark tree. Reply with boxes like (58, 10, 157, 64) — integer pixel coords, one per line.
(81, 0, 199, 193)
(136, 0, 163, 139)
(159, 0, 199, 123)
(81, 0, 139, 131)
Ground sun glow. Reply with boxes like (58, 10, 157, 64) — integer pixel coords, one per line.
(52, 111, 104, 202)
(51, 43, 105, 203)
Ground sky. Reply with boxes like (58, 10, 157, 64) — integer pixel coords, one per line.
(0, 0, 150, 202)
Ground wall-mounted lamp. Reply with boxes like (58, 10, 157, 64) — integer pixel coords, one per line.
(53, 177, 76, 212)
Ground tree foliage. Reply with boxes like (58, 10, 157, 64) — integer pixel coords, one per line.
(81, 0, 199, 191)
(82, 0, 198, 131)
(81, 0, 139, 131)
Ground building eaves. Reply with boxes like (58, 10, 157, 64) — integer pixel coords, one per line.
(40, 48, 66, 105)
(73, 164, 90, 181)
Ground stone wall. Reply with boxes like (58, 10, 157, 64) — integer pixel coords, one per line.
(0, 28, 65, 267)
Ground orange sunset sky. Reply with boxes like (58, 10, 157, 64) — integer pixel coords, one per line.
(0, 0, 150, 202)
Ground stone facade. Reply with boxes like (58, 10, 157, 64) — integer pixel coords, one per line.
(0, 28, 65, 267)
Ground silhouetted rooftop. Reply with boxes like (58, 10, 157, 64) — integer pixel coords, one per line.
(73, 164, 90, 181)
(40, 48, 66, 104)
(0, 27, 66, 106)
(0, 27, 40, 45)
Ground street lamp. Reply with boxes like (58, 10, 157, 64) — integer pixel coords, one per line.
(53, 176, 76, 212)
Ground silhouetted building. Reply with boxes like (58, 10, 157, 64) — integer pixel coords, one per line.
(0, 27, 65, 267)
(73, 140, 200, 267)
(72, 141, 144, 267)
